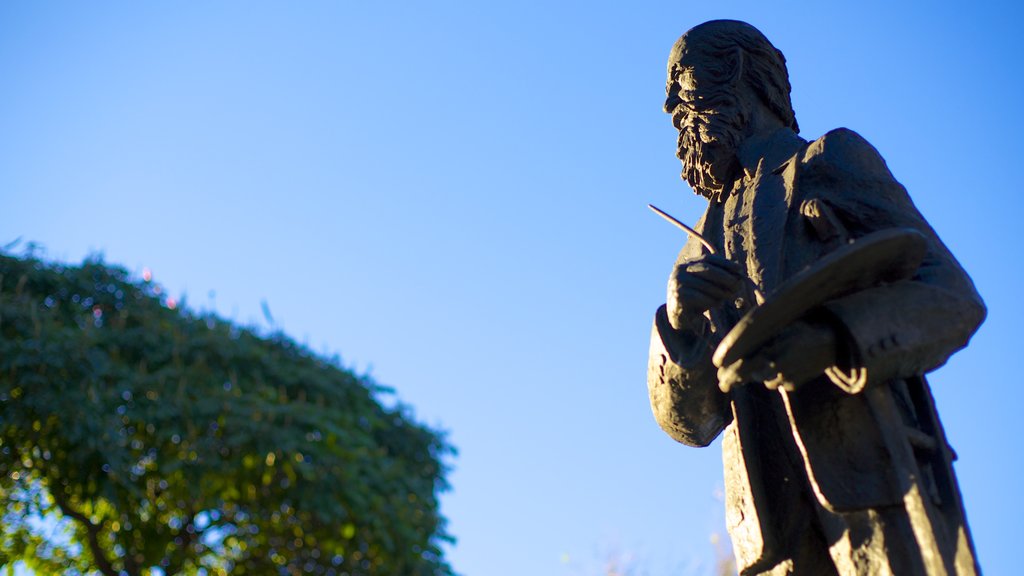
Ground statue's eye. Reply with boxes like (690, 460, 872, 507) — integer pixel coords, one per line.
(666, 75, 678, 94)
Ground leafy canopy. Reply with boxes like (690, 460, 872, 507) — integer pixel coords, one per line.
(0, 250, 454, 575)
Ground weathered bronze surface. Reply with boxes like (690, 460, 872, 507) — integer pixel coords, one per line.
(647, 20, 986, 575)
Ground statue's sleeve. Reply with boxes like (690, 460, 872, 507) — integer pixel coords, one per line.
(647, 235, 733, 447)
(804, 129, 986, 385)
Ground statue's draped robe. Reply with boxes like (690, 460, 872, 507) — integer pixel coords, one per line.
(647, 128, 985, 575)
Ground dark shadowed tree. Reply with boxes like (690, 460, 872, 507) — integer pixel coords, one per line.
(0, 249, 454, 575)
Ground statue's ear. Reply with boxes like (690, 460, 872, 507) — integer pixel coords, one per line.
(728, 47, 745, 87)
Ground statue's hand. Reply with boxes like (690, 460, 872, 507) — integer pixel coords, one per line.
(667, 254, 745, 331)
(716, 318, 838, 393)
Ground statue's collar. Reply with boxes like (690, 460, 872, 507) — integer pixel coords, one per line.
(737, 127, 806, 180)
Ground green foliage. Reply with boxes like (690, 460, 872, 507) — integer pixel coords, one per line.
(0, 250, 454, 575)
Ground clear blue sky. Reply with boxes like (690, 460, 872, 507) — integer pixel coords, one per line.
(2, 1, 1021, 574)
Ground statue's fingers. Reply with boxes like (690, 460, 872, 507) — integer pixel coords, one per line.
(730, 343, 780, 382)
(717, 360, 745, 393)
(762, 324, 832, 389)
(750, 360, 780, 384)
(684, 267, 745, 297)
(684, 255, 746, 286)
(678, 285, 730, 313)
(678, 269, 740, 299)
(700, 254, 746, 277)
(763, 373, 791, 391)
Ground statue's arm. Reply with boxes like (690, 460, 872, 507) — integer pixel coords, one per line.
(647, 230, 735, 446)
(648, 305, 732, 446)
(808, 129, 987, 385)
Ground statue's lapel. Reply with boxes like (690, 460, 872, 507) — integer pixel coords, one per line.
(744, 158, 791, 294)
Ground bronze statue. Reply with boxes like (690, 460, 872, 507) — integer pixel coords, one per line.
(647, 20, 986, 575)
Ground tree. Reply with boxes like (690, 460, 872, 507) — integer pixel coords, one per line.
(0, 249, 454, 575)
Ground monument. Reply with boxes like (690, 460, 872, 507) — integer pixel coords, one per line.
(646, 20, 986, 575)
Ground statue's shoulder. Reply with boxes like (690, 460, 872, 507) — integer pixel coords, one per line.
(800, 128, 894, 181)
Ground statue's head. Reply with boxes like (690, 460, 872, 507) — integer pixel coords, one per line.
(664, 20, 798, 200)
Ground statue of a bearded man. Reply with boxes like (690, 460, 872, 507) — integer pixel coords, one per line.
(647, 19, 985, 575)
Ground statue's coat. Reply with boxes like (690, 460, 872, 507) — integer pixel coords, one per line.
(648, 127, 985, 574)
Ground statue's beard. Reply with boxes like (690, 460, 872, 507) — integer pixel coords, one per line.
(677, 109, 745, 202)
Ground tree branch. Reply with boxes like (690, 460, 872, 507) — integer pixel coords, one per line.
(49, 487, 122, 576)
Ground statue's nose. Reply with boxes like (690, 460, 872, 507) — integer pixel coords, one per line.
(664, 89, 681, 114)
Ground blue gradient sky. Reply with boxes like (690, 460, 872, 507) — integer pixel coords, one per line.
(2, 1, 1022, 574)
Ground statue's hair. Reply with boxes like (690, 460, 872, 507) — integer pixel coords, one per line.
(681, 20, 799, 133)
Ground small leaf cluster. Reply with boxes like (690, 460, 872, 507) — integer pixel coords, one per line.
(0, 251, 454, 575)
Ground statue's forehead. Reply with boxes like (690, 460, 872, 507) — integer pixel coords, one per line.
(666, 35, 702, 73)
